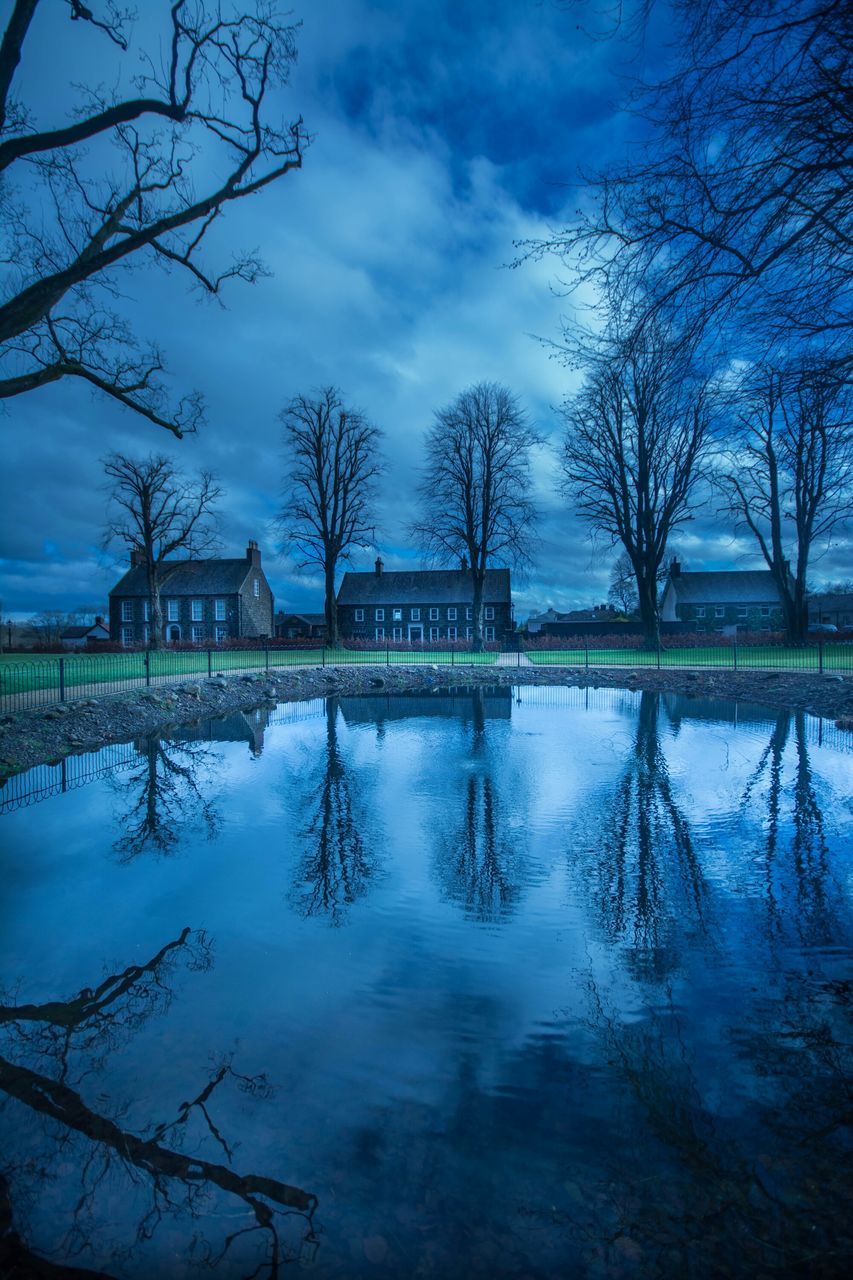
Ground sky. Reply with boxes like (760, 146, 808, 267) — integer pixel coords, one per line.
(1, 0, 850, 624)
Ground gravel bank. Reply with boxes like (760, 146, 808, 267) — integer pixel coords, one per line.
(1, 664, 852, 779)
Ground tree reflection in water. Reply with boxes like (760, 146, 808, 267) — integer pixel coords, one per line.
(434, 688, 522, 923)
(0, 929, 318, 1277)
(111, 735, 220, 863)
(292, 699, 376, 925)
(742, 709, 837, 944)
(564, 969, 853, 1280)
(570, 691, 707, 975)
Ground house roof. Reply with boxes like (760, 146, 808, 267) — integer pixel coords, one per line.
(60, 622, 108, 639)
(337, 567, 511, 606)
(668, 570, 782, 604)
(276, 612, 326, 626)
(110, 558, 260, 597)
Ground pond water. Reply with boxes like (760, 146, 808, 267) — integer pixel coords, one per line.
(0, 686, 851, 1279)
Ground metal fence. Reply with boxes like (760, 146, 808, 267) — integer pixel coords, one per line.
(1, 640, 851, 714)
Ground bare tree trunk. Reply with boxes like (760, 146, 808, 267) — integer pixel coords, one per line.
(324, 563, 339, 648)
(636, 571, 661, 649)
(147, 564, 163, 651)
(471, 571, 485, 652)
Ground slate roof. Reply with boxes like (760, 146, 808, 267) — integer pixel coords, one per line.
(337, 567, 511, 606)
(60, 623, 107, 639)
(110, 559, 256, 597)
(277, 612, 326, 626)
(669, 570, 781, 604)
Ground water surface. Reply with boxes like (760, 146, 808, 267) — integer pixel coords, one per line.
(1, 687, 851, 1278)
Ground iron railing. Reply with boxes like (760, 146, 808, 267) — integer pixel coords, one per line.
(0, 640, 850, 714)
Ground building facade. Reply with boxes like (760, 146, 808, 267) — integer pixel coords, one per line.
(661, 562, 785, 633)
(109, 541, 274, 645)
(337, 559, 512, 643)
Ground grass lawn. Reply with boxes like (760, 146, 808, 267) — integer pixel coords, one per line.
(0, 647, 499, 698)
(525, 645, 850, 670)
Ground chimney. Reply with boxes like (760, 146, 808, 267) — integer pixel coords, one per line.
(375, 557, 384, 576)
(130, 548, 145, 568)
(460, 555, 469, 572)
(670, 558, 681, 579)
(247, 539, 261, 566)
(95, 615, 104, 626)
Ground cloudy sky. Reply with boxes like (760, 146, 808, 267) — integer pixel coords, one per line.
(1, 0, 849, 623)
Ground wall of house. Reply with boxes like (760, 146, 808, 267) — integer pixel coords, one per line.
(675, 602, 784, 632)
(110, 594, 241, 644)
(338, 600, 512, 642)
(238, 574, 274, 637)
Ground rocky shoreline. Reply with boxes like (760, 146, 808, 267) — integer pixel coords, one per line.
(1, 663, 852, 779)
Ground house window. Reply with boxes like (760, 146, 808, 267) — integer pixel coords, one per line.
(738, 607, 748, 618)
(375, 626, 384, 640)
(485, 606, 494, 620)
(191, 625, 204, 643)
(215, 599, 226, 621)
(121, 600, 133, 622)
(429, 607, 439, 621)
(760, 606, 770, 617)
(466, 607, 472, 620)
(215, 625, 228, 644)
(374, 608, 384, 621)
(355, 608, 364, 622)
(695, 607, 705, 619)
(696, 626, 706, 634)
(191, 599, 203, 621)
(392, 607, 403, 622)
(714, 606, 725, 618)
(466, 627, 472, 639)
(411, 607, 421, 621)
(429, 626, 439, 641)
(447, 626, 457, 640)
(121, 626, 133, 646)
(143, 625, 149, 645)
(253, 578, 260, 598)
(393, 626, 402, 641)
(485, 625, 495, 641)
(143, 601, 149, 621)
(448, 607, 457, 621)
(167, 600, 179, 621)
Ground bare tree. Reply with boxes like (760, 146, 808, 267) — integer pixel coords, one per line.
(0, 2, 305, 436)
(411, 382, 539, 651)
(717, 360, 853, 644)
(103, 453, 222, 649)
(523, 0, 852, 365)
(561, 327, 711, 646)
(280, 387, 383, 648)
(608, 552, 639, 615)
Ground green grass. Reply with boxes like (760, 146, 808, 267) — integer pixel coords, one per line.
(0, 647, 499, 698)
(2, 642, 849, 702)
(525, 645, 851, 670)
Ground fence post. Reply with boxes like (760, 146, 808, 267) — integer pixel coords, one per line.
(656, 643, 661, 670)
(207, 648, 212, 678)
(386, 645, 390, 667)
(585, 647, 589, 669)
(819, 639, 824, 675)
(144, 651, 151, 687)
(733, 638, 738, 671)
(265, 648, 269, 673)
(322, 647, 326, 668)
(59, 657, 65, 703)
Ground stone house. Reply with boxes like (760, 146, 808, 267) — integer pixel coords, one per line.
(661, 561, 785, 633)
(109, 541, 274, 646)
(274, 611, 327, 641)
(808, 592, 853, 629)
(60, 616, 110, 649)
(336, 558, 512, 643)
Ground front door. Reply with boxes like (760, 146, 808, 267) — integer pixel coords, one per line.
(408, 624, 424, 643)
(167, 624, 181, 643)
